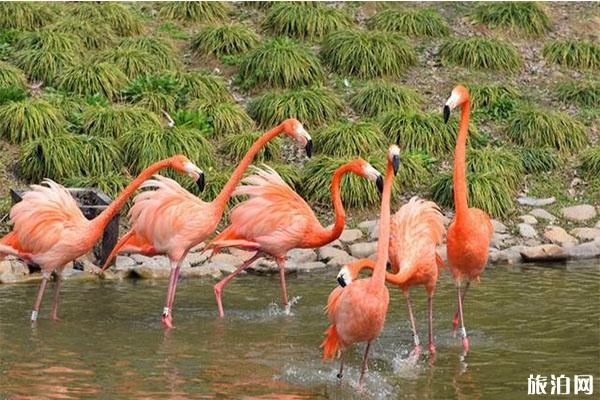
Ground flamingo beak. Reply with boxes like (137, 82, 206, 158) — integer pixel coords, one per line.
(376, 174, 384, 194)
(305, 139, 313, 158)
(392, 155, 400, 176)
(443, 105, 451, 123)
(196, 171, 205, 192)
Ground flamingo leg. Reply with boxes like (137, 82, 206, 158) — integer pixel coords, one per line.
(31, 271, 51, 322)
(337, 356, 344, 382)
(49, 269, 63, 321)
(276, 257, 289, 312)
(404, 291, 422, 358)
(452, 280, 470, 337)
(357, 341, 372, 390)
(427, 294, 435, 356)
(456, 282, 469, 353)
(162, 259, 180, 329)
(213, 253, 261, 318)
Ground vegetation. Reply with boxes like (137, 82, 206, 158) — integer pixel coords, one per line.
(19, 134, 82, 181)
(13, 47, 78, 84)
(580, 146, 600, 182)
(0, 98, 66, 143)
(314, 120, 384, 158)
(122, 74, 182, 114)
(543, 40, 600, 71)
(65, 172, 130, 201)
(99, 48, 161, 80)
(321, 29, 416, 79)
(58, 61, 128, 100)
(118, 36, 178, 70)
(518, 147, 562, 173)
(221, 131, 281, 162)
(0, 61, 26, 88)
(173, 70, 233, 103)
(349, 80, 421, 118)
(0, 2, 54, 30)
(80, 105, 161, 138)
(77, 135, 124, 176)
(52, 17, 116, 50)
(0, 86, 27, 104)
(248, 86, 344, 129)
(68, 3, 143, 36)
(469, 82, 521, 118)
(192, 100, 254, 138)
(367, 8, 449, 37)
(555, 80, 599, 107)
(471, 2, 551, 37)
(439, 37, 522, 72)
(160, 1, 229, 23)
(192, 24, 259, 58)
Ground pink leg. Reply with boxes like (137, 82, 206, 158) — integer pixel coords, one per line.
(452, 281, 470, 336)
(276, 257, 289, 311)
(31, 271, 50, 322)
(404, 291, 422, 358)
(214, 253, 261, 318)
(358, 341, 372, 391)
(428, 294, 435, 356)
(50, 270, 63, 321)
(162, 260, 180, 329)
(456, 282, 469, 353)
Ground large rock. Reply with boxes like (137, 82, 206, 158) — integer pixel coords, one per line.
(328, 239, 344, 249)
(570, 228, 600, 242)
(339, 229, 363, 244)
(61, 268, 98, 282)
(566, 241, 600, 259)
(358, 219, 379, 240)
(491, 233, 512, 249)
(326, 254, 357, 268)
(0, 272, 19, 283)
(517, 196, 556, 206)
(186, 251, 210, 266)
(489, 246, 524, 265)
(529, 208, 557, 222)
(115, 256, 136, 269)
(183, 263, 223, 278)
(543, 226, 578, 248)
(318, 246, 350, 262)
(0, 260, 29, 277)
(492, 219, 508, 233)
(287, 249, 317, 263)
(210, 253, 242, 267)
(520, 244, 567, 262)
(348, 242, 377, 258)
(295, 261, 327, 274)
(519, 215, 538, 225)
(561, 205, 597, 222)
(518, 223, 537, 238)
(248, 259, 279, 274)
(131, 265, 171, 279)
(131, 254, 154, 264)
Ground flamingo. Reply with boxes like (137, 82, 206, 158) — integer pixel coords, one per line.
(0, 155, 204, 322)
(336, 197, 446, 358)
(443, 85, 493, 353)
(101, 118, 312, 328)
(205, 159, 384, 318)
(321, 145, 399, 389)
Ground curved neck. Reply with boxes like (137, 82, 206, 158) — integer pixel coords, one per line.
(213, 124, 286, 211)
(369, 160, 393, 290)
(453, 101, 470, 221)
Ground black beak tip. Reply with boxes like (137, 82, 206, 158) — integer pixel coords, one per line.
(196, 173, 205, 192)
(376, 175, 384, 194)
(392, 155, 400, 176)
(305, 139, 313, 158)
(337, 276, 346, 288)
(443, 105, 450, 124)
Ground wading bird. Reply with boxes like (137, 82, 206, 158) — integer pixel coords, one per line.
(206, 159, 383, 318)
(336, 196, 446, 358)
(321, 145, 399, 390)
(101, 119, 312, 328)
(443, 85, 493, 353)
(0, 155, 204, 322)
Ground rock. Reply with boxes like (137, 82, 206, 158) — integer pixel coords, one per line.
(210, 253, 242, 266)
(566, 241, 600, 259)
(520, 244, 567, 262)
(189, 242, 205, 253)
(492, 219, 508, 233)
(248, 259, 279, 274)
(339, 229, 363, 244)
(530, 208, 557, 222)
(100, 269, 130, 280)
(228, 248, 254, 259)
(151, 255, 172, 269)
(348, 242, 377, 258)
(131, 265, 171, 279)
(519, 215, 538, 225)
(491, 233, 511, 249)
(561, 205, 597, 222)
(287, 249, 317, 263)
(131, 254, 154, 264)
(186, 251, 210, 266)
(358, 219, 379, 240)
(596, 220, 600, 229)
(75, 258, 101, 274)
(518, 223, 537, 238)
(328, 239, 344, 249)
(0, 261, 12, 275)
(523, 239, 541, 247)
(570, 228, 600, 242)
(517, 196, 556, 206)
(326, 254, 357, 268)
(115, 256, 136, 269)
(489, 246, 524, 265)
(61, 268, 98, 282)
(543, 226, 578, 248)
(0, 272, 18, 283)
(0, 260, 28, 277)
(182, 263, 222, 278)
(318, 246, 350, 262)
(295, 261, 327, 274)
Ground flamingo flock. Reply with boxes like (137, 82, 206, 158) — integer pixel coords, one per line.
(0, 86, 492, 388)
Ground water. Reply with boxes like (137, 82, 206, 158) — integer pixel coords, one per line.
(1, 261, 598, 399)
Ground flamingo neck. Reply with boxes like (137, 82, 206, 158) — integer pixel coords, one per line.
(453, 101, 470, 222)
(369, 160, 393, 290)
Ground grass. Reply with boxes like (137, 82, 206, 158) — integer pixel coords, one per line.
(19, 134, 82, 181)
(172, 70, 233, 103)
(321, 29, 416, 79)
(263, 2, 353, 41)
(0, 2, 54, 30)
(122, 74, 182, 114)
(192, 24, 259, 58)
(221, 131, 281, 162)
(518, 147, 562, 173)
(192, 100, 254, 137)
(507, 106, 588, 153)
(0, 98, 66, 143)
(0, 61, 26, 88)
(76, 135, 124, 176)
(471, 2, 551, 37)
(247, 86, 344, 129)
(52, 17, 116, 50)
(156, 22, 191, 41)
(68, 3, 143, 36)
(58, 61, 128, 100)
(349, 80, 422, 118)
(580, 146, 600, 182)
(238, 37, 324, 89)
(555, 80, 599, 107)
(314, 120, 384, 158)
(367, 7, 449, 37)
(15, 30, 81, 54)
(13, 47, 78, 84)
(468, 146, 524, 191)
(99, 48, 162, 80)
(118, 36, 178, 70)
(64, 172, 131, 201)
(543, 40, 599, 71)
(270, 163, 303, 191)
(0, 86, 27, 104)
(439, 37, 522, 72)
(469, 82, 521, 119)
(80, 105, 162, 138)
(160, 1, 229, 23)
(171, 109, 212, 133)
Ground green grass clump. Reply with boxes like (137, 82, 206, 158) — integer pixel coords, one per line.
(471, 2, 551, 37)
(192, 24, 259, 58)
(518, 147, 562, 173)
(0, 86, 28, 104)
(171, 109, 212, 133)
(52, 17, 116, 50)
(77, 135, 124, 176)
(321, 29, 416, 79)
(58, 61, 128, 100)
(580, 146, 600, 182)
(349, 80, 421, 117)
(172, 70, 233, 103)
(81, 105, 161, 138)
(122, 74, 182, 114)
(19, 134, 82, 181)
(468, 146, 524, 191)
(314, 120, 384, 158)
(65, 172, 131, 201)
(238, 37, 324, 89)
(248, 86, 344, 129)
(13, 47, 78, 84)
(543, 40, 599, 71)
(367, 8, 449, 37)
(15, 30, 81, 53)
(555, 80, 599, 107)
(160, 1, 229, 23)
(0, 3, 54, 30)
(439, 37, 522, 72)
(507, 106, 588, 153)
(469, 82, 520, 118)
(270, 163, 303, 191)
(0, 98, 65, 143)
(98, 48, 161, 80)
(192, 100, 254, 137)
(264, 2, 353, 41)
(118, 36, 178, 70)
(221, 131, 281, 162)
(68, 3, 143, 36)
(0, 61, 26, 88)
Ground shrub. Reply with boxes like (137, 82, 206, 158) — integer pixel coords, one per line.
(99, 48, 161, 80)
(468, 146, 524, 191)
(172, 70, 233, 103)
(192, 24, 259, 57)
(349, 80, 421, 117)
(19, 134, 82, 181)
(543, 40, 599, 71)
(0, 61, 26, 88)
(160, 1, 229, 23)
(471, 2, 551, 37)
(314, 120, 384, 158)
(0, 3, 54, 30)
(247, 86, 344, 129)
(40, 88, 86, 120)
(15, 30, 81, 53)
(507, 106, 588, 152)
(171, 109, 212, 133)
(192, 100, 254, 137)
(264, 2, 353, 41)
(68, 3, 143, 36)
(580, 146, 600, 181)
(52, 17, 116, 50)
(367, 8, 449, 37)
(122, 74, 182, 114)
(238, 37, 324, 89)
(65, 172, 131, 201)
(270, 163, 303, 191)
(221, 131, 281, 162)
(555, 80, 599, 107)
(77, 135, 124, 176)
(469, 82, 520, 118)
(80, 105, 162, 138)
(118, 36, 178, 70)
(0, 98, 65, 143)
(518, 147, 562, 173)
(439, 37, 522, 72)
(58, 61, 128, 100)
(13, 47, 79, 84)
(0, 86, 27, 104)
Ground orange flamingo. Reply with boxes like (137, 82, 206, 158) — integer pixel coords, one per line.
(336, 196, 446, 358)
(101, 119, 312, 328)
(0, 155, 203, 322)
(321, 145, 398, 389)
(443, 85, 493, 353)
(205, 159, 384, 318)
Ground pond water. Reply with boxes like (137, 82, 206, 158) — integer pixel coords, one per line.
(1, 261, 598, 399)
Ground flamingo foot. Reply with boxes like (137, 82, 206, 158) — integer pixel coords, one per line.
(50, 314, 60, 322)
(409, 344, 422, 361)
(452, 313, 459, 337)
(428, 342, 436, 355)
(462, 337, 470, 353)
(161, 307, 173, 329)
(213, 285, 225, 318)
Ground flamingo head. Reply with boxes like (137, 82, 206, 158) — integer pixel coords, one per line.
(336, 266, 352, 287)
(282, 118, 312, 158)
(388, 145, 400, 176)
(169, 155, 205, 192)
(444, 85, 470, 123)
(346, 158, 383, 193)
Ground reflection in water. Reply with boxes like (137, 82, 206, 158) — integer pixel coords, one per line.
(0, 261, 598, 399)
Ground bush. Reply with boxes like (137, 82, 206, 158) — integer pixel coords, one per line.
(367, 8, 449, 37)
(314, 120, 384, 158)
(0, 61, 26, 88)
(264, 2, 353, 41)
(270, 163, 303, 191)
(518, 147, 562, 173)
(99, 48, 162, 80)
(555, 80, 599, 107)
(81, 105, 162, 138)
(543, 40, 599, 71)
(468, 146, 524, 191)
(580, 146, 600, 181)
(192, 24, 259, 57)
(349, 80, 421, 117)
(238, 37, 324, 89)
(122, 74, 182, 114)
(507, 106, 588, 153)
(172, 70, 233, 103)
(58, 61, 128, 100)
(0, 98, 66, 143)
(118, 36, 178, 70)
(160, 1, 229, 23)
(221, 131, 281, 162)
(471, 2, 551, 37)
(77, 135, 124, 176)
(0, 86, 27, 104)
(15, 30, 81, 53)
(192, 100, 254, 137)
(68, 3, 143, 36)
(13, 47, 78, 84)
(52, 17, 116, 50)
(439, 37, 522, 72)
(19, 134, 82, 181)
(65, 172, 131, 201)
(247, 86, 344, 129)
(0, 2, 54, 30)
(171, 109, 212, 133)
(469, 82, 520, 118)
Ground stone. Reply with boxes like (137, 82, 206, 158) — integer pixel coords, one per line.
(520, 244, 567, 262)
(318, 246, 350, 262)
(248, 259, 279, 274)
(61, 269, 98, 282)
(326, 254, 357, 268)
(561, 205, 597, 222)
(189, 242, 206, 253)
(287, 249, 317, 263)
(151, 255, 172, 269)
(228, 248, 254, 259)
(523, 239, 542, 247)
(358, 219, 379, 240)
(530, 208, 557, 222)
(0, 272, 18, 283)
(0, 261, 12, 275)
(339, 229, 363, 244)
(492, 219, 508, 233)
(182, 264, 222, 278)
(100, 269, 130, 280)
(210, 253, 242, 266)
(543, 226, 578, 248)
(131, 265, 171, 279)
(0, 260, 28, 277)
(76, 258, 101, 274)
(186, 251, 210, 266)
(566, 241, 600, 259)
(131, 254, 154, 264)
(348, 242, 378, 258)
(491, 233, 511, 249)
(518, 223, 537, 238)
(596, 220, 600, 229)
(517, 196, 556, 207)
(115, 256, 136, 269)
(489, 246, 524, 265)
(519, 215, 538, 225)
(328, 239, 344, 249)
(570, 228, 600, 242)
(295, 261, 327, 274)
